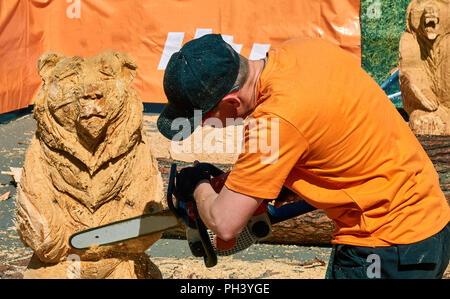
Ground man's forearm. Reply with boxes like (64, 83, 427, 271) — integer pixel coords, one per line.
(193, 180, 264, 241)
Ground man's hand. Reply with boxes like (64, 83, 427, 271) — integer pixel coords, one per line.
(174, 163, 212, 202)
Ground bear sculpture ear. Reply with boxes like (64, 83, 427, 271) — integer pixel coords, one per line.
(113, 51, 138, 84)
(38, 52, 65, 84)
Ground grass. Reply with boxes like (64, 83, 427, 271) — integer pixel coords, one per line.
(361, 0, 411, 106)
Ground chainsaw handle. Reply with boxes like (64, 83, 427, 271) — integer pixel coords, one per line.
(167, 163, 179, 216)
(192, 201, 217, 268)
(190, 162, 219, 267)
(168, 163, 218, 267)
(167, 164, 195, 228)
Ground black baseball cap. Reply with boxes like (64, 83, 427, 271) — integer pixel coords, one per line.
(157, 34, 240, 141)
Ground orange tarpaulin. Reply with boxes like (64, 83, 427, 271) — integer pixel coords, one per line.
(0, 0, 360, 114)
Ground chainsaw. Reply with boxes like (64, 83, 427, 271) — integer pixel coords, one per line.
(69, 163, 317, 268)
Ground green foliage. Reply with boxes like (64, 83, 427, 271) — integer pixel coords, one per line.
(361, 0, 411, 107)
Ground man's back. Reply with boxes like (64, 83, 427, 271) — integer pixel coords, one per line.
(226, 38, 449, 246)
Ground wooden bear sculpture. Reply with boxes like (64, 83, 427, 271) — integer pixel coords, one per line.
(399, 0, 450, 135)
(15, 50, 165, 279)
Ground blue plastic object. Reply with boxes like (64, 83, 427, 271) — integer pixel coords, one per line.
(267, 200, 317, 224)
(380, 68, 399, 92)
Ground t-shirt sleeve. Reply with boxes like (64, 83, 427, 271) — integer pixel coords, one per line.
(225, 114, 309, 199)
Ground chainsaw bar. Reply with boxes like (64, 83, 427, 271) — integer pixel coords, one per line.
(69, 213, 178, 250)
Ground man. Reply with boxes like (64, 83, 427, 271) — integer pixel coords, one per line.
(157, 34, 450, 278)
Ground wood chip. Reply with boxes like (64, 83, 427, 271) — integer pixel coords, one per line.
(1, 167, 22, 184)
(0, 191, 11, 202)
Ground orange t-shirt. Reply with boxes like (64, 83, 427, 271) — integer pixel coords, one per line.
(225, 38, 449, 247)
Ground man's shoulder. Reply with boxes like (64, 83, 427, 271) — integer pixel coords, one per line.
(250, 103, 303, 136)
(272, 38, 356, 71)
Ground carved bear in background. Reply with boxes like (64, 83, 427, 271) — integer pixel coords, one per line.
(399, 0, 450, 135)
(15, 50, 165, 278)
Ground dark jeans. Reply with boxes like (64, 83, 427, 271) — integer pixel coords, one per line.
(327, 222, 450, 279)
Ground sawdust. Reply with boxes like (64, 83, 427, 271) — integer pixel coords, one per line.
(15, 50, 164, 279)
(399, 0, 450, 135)
(1, 167, 22, 185)
(152, 256, 328, 279)
(0, 191, 11, 202)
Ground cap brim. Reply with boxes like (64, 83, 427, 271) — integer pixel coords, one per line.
(157, 104, 201, 141)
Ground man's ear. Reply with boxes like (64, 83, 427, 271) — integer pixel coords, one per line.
(113, 51, 137, 84)
(38, 52, 65, 84)
(221, 93, 241, 108)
